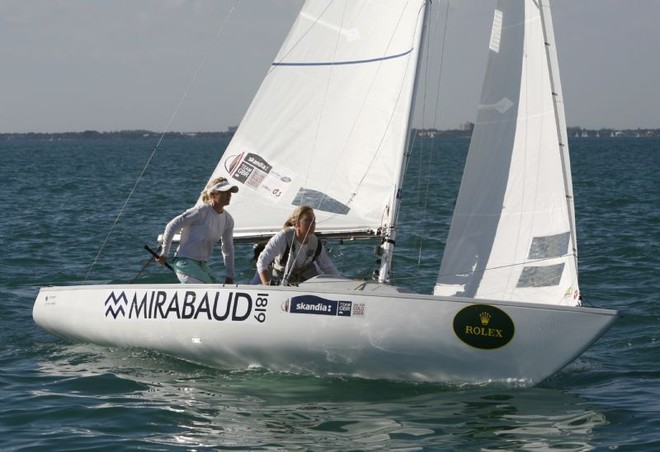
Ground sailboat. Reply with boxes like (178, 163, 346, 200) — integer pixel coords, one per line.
(33, 0, 617, 385)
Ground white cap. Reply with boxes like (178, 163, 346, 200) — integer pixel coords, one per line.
(210, 179, 239, 193)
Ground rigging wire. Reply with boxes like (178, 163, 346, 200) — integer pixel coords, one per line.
(422, 1, 451, 264)
(84, 1, 240, 281)
(412, 0, 435, 266)
(281, 221, 313, 286)
(412, 0, 451, 269)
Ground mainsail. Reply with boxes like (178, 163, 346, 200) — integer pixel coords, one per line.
(434, 0, 580, 306)
(206, 1, 427, 243)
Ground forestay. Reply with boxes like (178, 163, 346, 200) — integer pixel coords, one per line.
(434, 1, 580, 306)
(206, 0, 427, 241)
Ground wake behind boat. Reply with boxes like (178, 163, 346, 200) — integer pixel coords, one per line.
(34, 0, 617, 385)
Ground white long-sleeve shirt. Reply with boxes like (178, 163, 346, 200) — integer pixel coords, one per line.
(161, 204, 235, 278)
(256, 227, 338, 281)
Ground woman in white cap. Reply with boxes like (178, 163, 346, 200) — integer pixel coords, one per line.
(157, 176, 238, 284)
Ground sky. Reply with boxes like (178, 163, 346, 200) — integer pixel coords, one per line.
(1, 0, 659, 133)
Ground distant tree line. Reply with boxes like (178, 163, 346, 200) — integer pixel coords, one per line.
(1, 127, 658, 141)
(0, 130, 235, 141)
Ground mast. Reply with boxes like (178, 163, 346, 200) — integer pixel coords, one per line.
(377, 1, 429, 283)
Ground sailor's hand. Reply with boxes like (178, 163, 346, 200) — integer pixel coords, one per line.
(156, 255, 167, 265)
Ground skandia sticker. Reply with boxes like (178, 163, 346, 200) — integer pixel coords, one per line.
(223, 151, 294, 201)
(283, 295, 354, 317)
(453, 304, 514, 350)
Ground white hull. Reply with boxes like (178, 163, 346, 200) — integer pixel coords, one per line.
(33, 277, 617, 385)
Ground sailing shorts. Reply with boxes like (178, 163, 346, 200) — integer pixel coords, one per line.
(172, 257, 216, 284)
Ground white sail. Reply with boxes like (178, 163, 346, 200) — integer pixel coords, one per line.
(206, 0, 427, 240)
(434, 0, 580, 306)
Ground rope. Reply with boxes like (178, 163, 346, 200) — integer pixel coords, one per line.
(281, 225, 314, 286)
(84, 1, 240, 280)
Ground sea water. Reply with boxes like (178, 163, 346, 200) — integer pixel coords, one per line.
(1, 136, 658, 450)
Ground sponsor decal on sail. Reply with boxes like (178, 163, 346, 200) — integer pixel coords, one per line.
(453, 304, 514, 349)
(224, 151, 293, 201)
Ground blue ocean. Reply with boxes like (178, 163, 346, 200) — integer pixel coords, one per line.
(1, 135, 658, 450)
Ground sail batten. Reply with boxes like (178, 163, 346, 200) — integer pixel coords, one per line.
(272, 48, 414, 66)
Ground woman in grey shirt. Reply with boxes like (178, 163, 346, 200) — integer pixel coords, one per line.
(158, 177, 238, 284)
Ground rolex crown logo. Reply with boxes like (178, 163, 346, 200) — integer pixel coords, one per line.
(479, 311, 491, 326)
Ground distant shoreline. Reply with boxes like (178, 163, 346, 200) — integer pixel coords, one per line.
(1, 127, 658, 141)
(0, 130, 235, 141)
